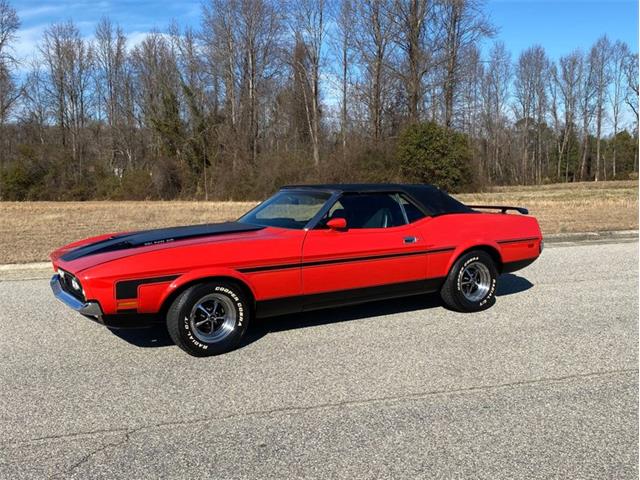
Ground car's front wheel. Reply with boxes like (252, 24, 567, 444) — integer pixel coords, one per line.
(440, 250, 498, 312)
(167, 281, 250, 356)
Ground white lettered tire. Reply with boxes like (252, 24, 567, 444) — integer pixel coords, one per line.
(167, 281, 250, 356)
(440, 250, 497, 312)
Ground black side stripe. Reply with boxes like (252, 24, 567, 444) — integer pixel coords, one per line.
(427, 246, 457, 254)
(115, 275, 180, 299)
(237, 262, 301, 273)
(497, 237, 540, 245)
(256, 277, 447, 318)
(237, 247, 456, 274)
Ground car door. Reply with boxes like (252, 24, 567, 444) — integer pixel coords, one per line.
(301, 192, 429, 309)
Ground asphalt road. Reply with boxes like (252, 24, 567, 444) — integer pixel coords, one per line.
(0, 240, 637, 479)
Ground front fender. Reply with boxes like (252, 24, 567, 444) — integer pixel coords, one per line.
(148, 267, 257, 315)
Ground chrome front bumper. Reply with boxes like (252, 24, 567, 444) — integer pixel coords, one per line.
(50, 274, 103, 321)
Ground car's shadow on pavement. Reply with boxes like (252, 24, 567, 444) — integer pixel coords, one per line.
(241, 273, 533, 348)
(496, 273, 534, 297)
(109, 324, 175, 348)
(109, 273, 534, 351)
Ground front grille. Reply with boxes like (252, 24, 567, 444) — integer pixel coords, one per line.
(58, 269, 85, 302)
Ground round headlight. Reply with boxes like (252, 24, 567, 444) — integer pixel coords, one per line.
(71, 277, 81, 291)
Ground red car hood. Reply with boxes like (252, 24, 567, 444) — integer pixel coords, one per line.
(51, 222, 267, 274)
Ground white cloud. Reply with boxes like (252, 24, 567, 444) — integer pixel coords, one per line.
(13, 25, 46, 67)
(17, 5, 64, 20)
(126, 31, 150, 50)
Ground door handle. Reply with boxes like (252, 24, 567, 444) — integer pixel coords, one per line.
(404, 236, 418, 244)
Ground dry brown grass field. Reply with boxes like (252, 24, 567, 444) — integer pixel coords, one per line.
(0, 180, 637, 264)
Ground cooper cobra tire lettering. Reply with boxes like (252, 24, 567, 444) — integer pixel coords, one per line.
(167, 281, 251, 357)
(214, 286, 244, 327)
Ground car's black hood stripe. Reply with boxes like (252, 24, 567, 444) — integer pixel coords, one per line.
(60, 222, 264, 261)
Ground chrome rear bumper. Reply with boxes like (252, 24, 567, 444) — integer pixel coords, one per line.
(50, 274, 103, 321)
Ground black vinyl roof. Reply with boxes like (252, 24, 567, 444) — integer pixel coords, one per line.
(281, 183, 472, 215)
(283, 183, 430, 193)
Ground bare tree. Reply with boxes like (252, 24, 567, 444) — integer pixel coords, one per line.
(390, 0, 434, 123)
(202, 0, 240, 171)
(334, 0, 355, 158)
(172, 23, 215, 198)
(481, 41, 511, 182)
(438, 0, 493, 129)
(624, 52, 639, 173)
(590, 35, 612, 181)
(554, 51, 581, 181)
(513, 46, 548, 183)
(608, 40, 630, 178)
(547, 61, 563, 182)
(290, 0, 326, 168)
(20, 60, 48, 143)
(624, 53, 639, 128)
(0, 0, 18, 193)
(0, 0, 18, 122)
(94, 17, 129, 170)
(0, 0, 17, 59)
(241, 0, 283, 165)
(353, 0, 396, 141)
(456, 44, 483, 177)
(458, 44, 482, 138)
(131, 32, 181, 156)
(202, 0, 282, 167)
(575, 50, 596, 180)
(40, 21, 94, 177)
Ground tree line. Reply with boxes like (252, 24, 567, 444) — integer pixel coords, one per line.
(0, 0, 637, 200)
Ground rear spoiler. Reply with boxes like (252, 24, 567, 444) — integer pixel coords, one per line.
(467, 205, 529, 215)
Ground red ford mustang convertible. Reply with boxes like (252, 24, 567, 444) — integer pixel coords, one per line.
(50, 184, 542, 356)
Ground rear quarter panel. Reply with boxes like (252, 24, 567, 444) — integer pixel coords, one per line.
(417, 212, 542, 278)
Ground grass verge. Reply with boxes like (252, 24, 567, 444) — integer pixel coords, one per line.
(1, 180, 636, 264)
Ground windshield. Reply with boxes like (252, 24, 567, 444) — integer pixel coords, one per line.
(238, 190, 331, 230)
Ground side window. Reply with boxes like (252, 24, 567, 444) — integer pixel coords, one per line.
(324, 193, 407, 229)
(398, 195, 427, 223)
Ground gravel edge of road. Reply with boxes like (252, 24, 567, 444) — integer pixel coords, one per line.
(544, 229, 638, 244)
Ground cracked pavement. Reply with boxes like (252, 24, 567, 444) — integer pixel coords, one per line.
(0, 240, 637, 479)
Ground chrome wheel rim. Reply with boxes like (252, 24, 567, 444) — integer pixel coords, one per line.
(189, 293, 237, 343)
(460, 261, 491, 302)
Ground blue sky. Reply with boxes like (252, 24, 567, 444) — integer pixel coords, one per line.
(11, 0, 640, 64)
(13, 1, 202, 62)
(484, 0, 638, 59)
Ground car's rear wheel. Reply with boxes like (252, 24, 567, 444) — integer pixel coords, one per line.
(440, 250, 498, 312)
(167, 281, 250, 356)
